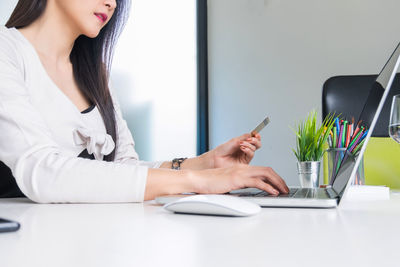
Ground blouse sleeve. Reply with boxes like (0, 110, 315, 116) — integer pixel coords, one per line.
(109, 85, 164, 168)
(0, 38, 149, 204)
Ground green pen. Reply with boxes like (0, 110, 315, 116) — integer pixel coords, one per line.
(336, 155, 342, 175)
(352, 139, 365, 155)
(332, 126, 337, 148)
(348, 126, 364, 148)
(342, 121, 348, 147)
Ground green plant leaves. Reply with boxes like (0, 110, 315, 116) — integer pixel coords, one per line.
(292, 111, 337, 162)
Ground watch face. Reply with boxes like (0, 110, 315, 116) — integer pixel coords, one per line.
(172, 158, 187, 170)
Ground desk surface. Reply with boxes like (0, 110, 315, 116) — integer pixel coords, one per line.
(1, 195, 400, 267)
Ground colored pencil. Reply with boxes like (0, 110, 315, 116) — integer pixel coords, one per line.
(337, 124, 344, 148)
(345, 124, 351, 147)
(332, 127, 337, 148)
(342, 121, 348, 147)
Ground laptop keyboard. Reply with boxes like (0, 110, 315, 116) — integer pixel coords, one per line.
(234, 188, 328, 199)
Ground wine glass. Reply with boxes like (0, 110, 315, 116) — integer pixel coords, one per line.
(389, 94, 400, 144)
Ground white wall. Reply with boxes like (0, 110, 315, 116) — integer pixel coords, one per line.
(208, 0, 400, 185)
(0, 0, 17, 24)
(111, 0, 197, 161)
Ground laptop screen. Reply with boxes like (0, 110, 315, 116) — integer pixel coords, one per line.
(331, 42, 400, 197)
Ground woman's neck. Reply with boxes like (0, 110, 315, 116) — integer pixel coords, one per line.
(18, 2, 80, 66)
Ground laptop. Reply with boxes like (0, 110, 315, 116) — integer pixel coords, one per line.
(156, 41, 400, 208)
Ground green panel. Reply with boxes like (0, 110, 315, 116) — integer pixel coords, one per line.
(364, 137, 400, 189)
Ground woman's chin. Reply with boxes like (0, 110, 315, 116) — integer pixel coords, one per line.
(83, 28, 101, 39)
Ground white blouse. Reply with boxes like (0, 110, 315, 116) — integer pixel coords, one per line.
(0, 26, 162, 203)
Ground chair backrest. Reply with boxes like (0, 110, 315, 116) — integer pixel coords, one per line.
(0, 162, 24, 198)
(322, 74, 400, 136)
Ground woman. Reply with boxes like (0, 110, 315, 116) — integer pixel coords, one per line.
(0, 0, 288, 203)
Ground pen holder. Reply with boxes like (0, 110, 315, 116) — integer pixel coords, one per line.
(325, 148, 365, 185)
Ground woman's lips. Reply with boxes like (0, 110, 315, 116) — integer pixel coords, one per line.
(94, 13, 108, 23)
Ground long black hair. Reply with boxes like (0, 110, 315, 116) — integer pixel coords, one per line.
(6, 0, 131, 161)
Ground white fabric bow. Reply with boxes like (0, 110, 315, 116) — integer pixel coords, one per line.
(73, 127, 115, 160)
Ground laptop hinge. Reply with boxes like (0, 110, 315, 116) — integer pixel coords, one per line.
(326, 187, 339, 199)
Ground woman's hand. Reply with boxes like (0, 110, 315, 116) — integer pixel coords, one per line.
(209, 133, 262, 169)
(145, 164, 289, 200)
(159, 133, 261, 171)
(191, 164, 289, 196)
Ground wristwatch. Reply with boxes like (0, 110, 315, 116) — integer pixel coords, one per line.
(171, 157, 187, 170)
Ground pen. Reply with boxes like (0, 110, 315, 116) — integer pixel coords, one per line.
(345, 124, 351, 147)
(351, 120, 362, 140)
(337, 123, 344, 148)
(332, 127, 337, 148)
(331, 152, 339, 184)
(349, 128, 364, 152)
(335, 152, 343, 175)
(335, 118, 340, 138)
(348, 126, 363, 148)
(342, 121, 348, 147)
(351, 139, 365, 155)
(359, 129, 369, 142)
(349, 122, 354, 140)
(328, 134, 332, 147)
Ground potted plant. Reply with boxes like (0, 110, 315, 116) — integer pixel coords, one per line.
(292, 111, 336, 187)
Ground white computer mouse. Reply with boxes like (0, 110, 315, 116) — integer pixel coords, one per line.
(163, 194, 261, 217)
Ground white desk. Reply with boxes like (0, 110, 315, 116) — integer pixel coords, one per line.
(1, 195, 400, 267)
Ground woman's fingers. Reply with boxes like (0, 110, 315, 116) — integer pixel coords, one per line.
(197, 165, 288, 196)
(268, 167, 290, 193)
(240, 141, 256, 152)
(251, 166, 289, 194)
(245, 136, 262, 149)
(245, 178, 280, 195)
(240, 146, 255, 160)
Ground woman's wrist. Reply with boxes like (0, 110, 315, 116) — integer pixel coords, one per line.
(159, 151, 215, 170)
(145, 168, 198, 200)
(191, 151, 214, 170)
(200, 150, 215, 169)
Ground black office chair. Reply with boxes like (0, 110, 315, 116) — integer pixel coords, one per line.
(322, 74, 400, 188)
(0, 162, 25, 198)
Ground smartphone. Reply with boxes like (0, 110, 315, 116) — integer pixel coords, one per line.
(0, 218, 20, 233)
(251, 116, 270, 136)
